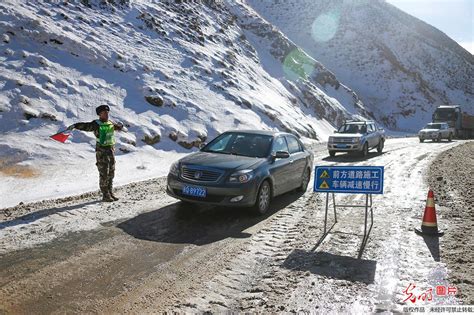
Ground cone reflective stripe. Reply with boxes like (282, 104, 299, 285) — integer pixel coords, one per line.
(421, 190, 437, 226)
(415, 189, 444, 236)
(50, 131, 70, 143)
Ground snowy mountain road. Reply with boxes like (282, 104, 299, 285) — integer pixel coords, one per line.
(0, 138, 471, 313)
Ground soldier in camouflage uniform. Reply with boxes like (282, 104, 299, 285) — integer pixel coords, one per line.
(68, 105, 123, 202)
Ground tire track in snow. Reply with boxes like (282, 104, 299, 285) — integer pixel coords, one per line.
(173, 190, 319, 312)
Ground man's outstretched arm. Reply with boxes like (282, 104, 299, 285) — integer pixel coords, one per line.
(68, 121, 98, 132)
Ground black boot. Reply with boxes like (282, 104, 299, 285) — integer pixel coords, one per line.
(102, 192, 114, 202)
(101, 186, 114, 202)
(109, 185, 119, 201)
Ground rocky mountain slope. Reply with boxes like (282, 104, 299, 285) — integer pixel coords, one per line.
(247, 0, 474, 131)
(0, 0, 369, 155)
(0, 0, 373, 205)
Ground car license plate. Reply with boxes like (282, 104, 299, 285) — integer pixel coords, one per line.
(182, 185, 207, 198)
(336, 144, 348, 148)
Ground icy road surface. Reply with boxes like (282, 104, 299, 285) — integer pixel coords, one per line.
(0, 138, 466, 313)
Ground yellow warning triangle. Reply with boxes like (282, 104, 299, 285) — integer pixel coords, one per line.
(320, 170, 330, 178)
(319, 180, 329, 189)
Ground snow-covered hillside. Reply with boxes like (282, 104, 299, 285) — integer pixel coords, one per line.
(0, 0, 371, 207)
(247, 0, 474, 131)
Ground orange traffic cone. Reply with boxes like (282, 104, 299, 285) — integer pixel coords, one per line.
(415, 189, 444, 236)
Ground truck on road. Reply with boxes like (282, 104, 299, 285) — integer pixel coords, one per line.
(432, 105, 474, 139)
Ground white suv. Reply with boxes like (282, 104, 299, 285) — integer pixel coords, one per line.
(418, 122, 454, 142)
(328, 121, 386, 157)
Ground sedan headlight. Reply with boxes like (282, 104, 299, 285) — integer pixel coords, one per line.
(229, 169, 254, 183)
(169, 161, 179, 176)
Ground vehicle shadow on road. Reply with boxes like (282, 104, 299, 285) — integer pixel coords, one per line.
(117, 191, 305, 246)
(281, 249, 377, 284)
(322, 152, 385, 162)
(0, 200, 101, 230)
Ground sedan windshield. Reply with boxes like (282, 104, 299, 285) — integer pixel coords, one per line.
(425, 123, 442, 129)
(201, 132, 273, 158)
(338, 124, 367, 134)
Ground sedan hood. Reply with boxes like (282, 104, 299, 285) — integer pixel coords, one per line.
(179, 151, 266, 171)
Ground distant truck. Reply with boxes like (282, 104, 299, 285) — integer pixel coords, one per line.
(432, 105, 474, 139)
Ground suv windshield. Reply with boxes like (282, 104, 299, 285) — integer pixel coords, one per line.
(201, 132, 273, 158)
(338, 124, 367, 134)
(425, 123, 442, 129)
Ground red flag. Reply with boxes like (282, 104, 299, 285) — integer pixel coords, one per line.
(50, 132, 70, 143)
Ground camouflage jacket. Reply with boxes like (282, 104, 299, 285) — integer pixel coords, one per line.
(74, 120, 123, 150)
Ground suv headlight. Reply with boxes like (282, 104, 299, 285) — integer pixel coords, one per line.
(229, 169, 254, 183)
(169, 161, 179, 176)
(328, 137, 335, 143)
(352, 137, 360, 143)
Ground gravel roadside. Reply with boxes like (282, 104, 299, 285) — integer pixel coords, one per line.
(428, 141, 474, 303)
(0, 177, 167, 223)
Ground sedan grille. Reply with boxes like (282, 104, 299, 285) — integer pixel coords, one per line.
(181, 166, 223, 182)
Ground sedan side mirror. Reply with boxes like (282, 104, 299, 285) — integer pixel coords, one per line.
(273, 151, 290, 159)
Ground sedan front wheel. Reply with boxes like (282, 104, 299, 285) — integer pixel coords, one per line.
(253, 180, 271, 215)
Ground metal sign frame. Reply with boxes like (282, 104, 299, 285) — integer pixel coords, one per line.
(318, 192, 373, 258)
(313, 166, 382, 258)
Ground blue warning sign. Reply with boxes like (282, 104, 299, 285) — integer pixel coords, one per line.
(313, 166, 384, 194)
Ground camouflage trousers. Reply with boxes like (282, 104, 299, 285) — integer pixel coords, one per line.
(96, 146, 115, 195)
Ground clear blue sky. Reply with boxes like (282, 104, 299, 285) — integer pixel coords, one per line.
(387, 0, 473, 54)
